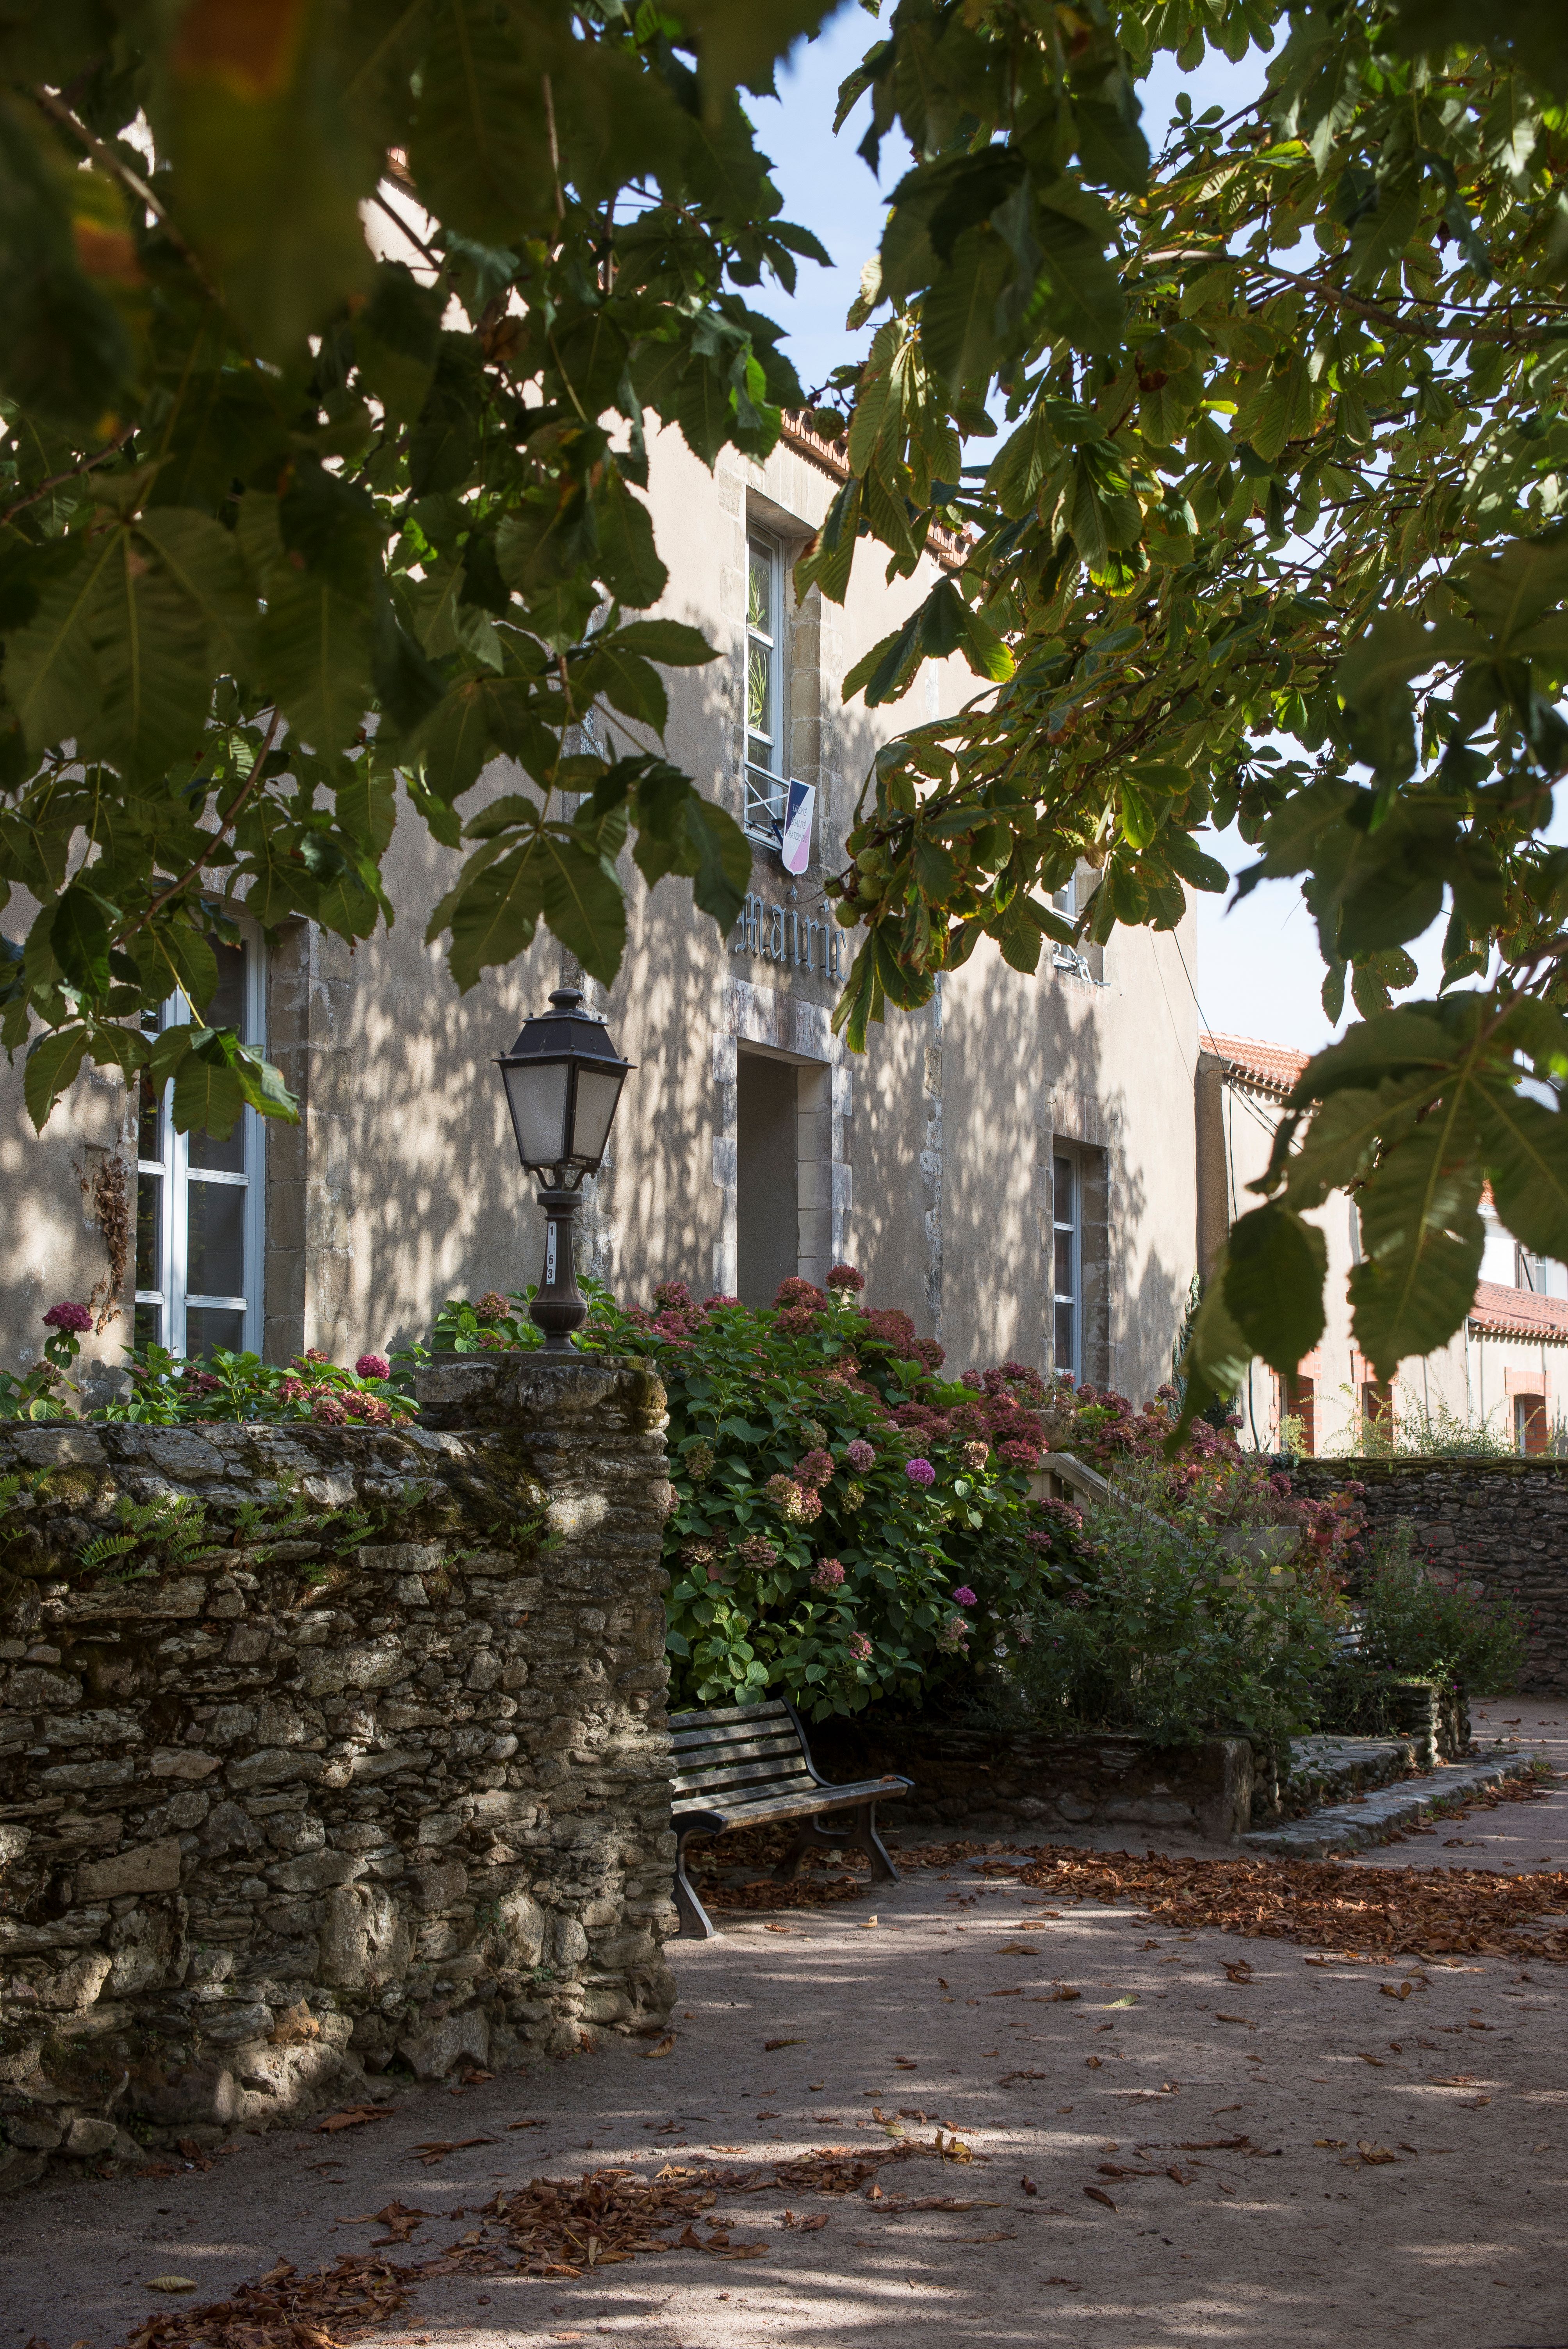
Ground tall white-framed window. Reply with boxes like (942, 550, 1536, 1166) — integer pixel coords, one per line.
(135, 934, 265, 1359)
(1052, 1150, 1080, 1379)
(745, 533, 788, 839)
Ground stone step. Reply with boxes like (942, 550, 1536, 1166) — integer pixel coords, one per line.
(1242, 1747, 1539, 1859)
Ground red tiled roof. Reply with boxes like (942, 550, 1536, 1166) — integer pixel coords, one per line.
(1469, 1280, 1568, 1344)
(1201, 1031, 1310, 1098)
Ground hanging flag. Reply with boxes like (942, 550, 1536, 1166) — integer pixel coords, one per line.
(780, 778, 815, 875)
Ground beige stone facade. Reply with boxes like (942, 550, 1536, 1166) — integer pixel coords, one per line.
(1199, 1031, 1568, 1454)
(2, 424, 1200, 1402)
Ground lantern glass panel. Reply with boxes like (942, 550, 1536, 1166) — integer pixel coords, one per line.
(504, 1057, 569, 1170)
(570, 1066, 625, 1167)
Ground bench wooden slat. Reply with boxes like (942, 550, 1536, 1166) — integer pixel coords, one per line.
(672, 1760, 820, 1797)
(670, 1733, 804, 1769)
(670, 1722, 802, 1752)
(677, 1775, 911, 1830)
(669, 1700, 791, 1731)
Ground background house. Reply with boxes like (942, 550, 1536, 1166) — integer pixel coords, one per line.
(1199, 1030, 1568, 1453)
(2, 420, 1199, 1405)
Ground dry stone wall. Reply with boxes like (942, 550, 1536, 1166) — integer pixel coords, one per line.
(1293, 1455, 1568, 1693)
(0, 1356, 677, 2190)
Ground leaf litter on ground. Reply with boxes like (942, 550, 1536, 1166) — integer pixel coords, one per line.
(113, 2135, 972, 2347)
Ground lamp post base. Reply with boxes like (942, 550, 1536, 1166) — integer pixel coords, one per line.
(529, 1187, 587, 1349)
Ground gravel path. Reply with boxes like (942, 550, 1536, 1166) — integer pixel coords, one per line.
(6, 1706, 1568, 2349)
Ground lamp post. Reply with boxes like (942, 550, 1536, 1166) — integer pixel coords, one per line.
(496, 988, 633, 1349)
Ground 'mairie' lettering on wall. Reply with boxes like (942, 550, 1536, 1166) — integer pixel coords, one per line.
(729, 893, 844, 978)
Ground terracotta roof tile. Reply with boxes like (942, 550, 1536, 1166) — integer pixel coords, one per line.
(1469, 1280, 1568, 1343)
(1201, 1030, 1310, 1098)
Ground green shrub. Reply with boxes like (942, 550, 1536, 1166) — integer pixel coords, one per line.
(1358, 1523, 1527, 1695)
(1012, 1462, 1345, 1752)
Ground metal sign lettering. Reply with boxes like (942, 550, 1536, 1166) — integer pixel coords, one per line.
(729, 892, 844, 977)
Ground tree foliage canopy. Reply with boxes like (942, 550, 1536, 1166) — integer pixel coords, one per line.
(3, 0, 1568, 1402)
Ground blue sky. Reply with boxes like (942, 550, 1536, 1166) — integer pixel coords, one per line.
(750, 9, 1462, 1057)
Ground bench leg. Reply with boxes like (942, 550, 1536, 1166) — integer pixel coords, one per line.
(772, 1804, 901, 1885)
(673, 1832, 720, 1940)
(846, 1800, 901, 1885)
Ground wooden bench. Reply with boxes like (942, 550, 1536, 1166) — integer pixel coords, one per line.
(668, 1697, 912, 1939)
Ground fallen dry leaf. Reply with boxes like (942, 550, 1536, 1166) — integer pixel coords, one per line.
(369, 2203, 429, 2245)
(315, 2104, 393, 2134)
(412, 2137, 496, 2166)
(1381, 1981, 1415, 2000)
(640, 2036, 677, 2060)
(143, 2279, 197, 2295)
(507, 2120, 546, 2132)
(1356, 2142, 1399, 2165)
(782, 2210, 830, 2231)
(1083, 2186, 1117, 2211)
(764, 2038, 805, 2051)
(1085, 2056, 1103, 2070)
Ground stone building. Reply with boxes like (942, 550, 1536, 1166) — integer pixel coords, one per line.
(2, 419, 1200, 1404)
(1199, 1029, 1568, 1454)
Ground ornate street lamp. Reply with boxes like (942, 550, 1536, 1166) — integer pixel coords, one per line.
(496, 988, 633, 1349)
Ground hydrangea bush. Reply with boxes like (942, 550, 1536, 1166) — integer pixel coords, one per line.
(0, 1307, 412, 1428)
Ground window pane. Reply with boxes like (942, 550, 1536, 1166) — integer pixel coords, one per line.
(200, 941, 248, 1040)
(748, 544, 772, 636)
(186, 1306, 245, 1360)
(747, 642, 773, 748)
(136, 1173, 162, 1291)
(137, 1074, 161, 1167)
(134, 1299, 162, 1349)
(189, 1118, 246, 1174)
(1053, 1228, 1073, 1298)
(1053, 1155, 1073, 1221)
(186, 1179, 246, 1298)
(1055, 1302, 1075, 1372)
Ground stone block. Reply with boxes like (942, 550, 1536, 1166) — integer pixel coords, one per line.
(268, 1848, 360, 1894)
(150, 1748, 219, 1780)
(5, 2112, 65, 2151)
(78, 1838, 183, 1898)
(226, 1749, 324, 1791)
(9, 1428, 107, 1468)
(6, 1665, 82, 1711)
(141, 1430, 227, 1480)
(397, 2005, 490, 2081)
(319, 1882, 411, 1990)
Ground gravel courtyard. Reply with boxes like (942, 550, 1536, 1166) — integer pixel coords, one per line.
(6, 1702, 1567, 2349)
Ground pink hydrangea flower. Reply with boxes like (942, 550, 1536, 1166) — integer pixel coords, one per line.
(848, 1632, 872, 1661)
(997, 1438, 1041, 1470)
(355, 1352, 390, 1381)
(827, 1262, 866, 1292)
(796, 1449, 835, 1489)
(905, 1457, 936, 1487)
(812, 1558, 845, 1590)
(702, 1294, 741, 1309)
(310, 1394, 348, 1425)
(951, 1586, 977, 1607)
(845, 1439, 875, 1473)
(43, 1301, 93, 1333)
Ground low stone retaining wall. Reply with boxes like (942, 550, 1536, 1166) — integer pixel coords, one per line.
(0, 1356, 676, 2189)
(1294, 1456, 1568, 1693)
(812, 1719, 1257, 1843)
